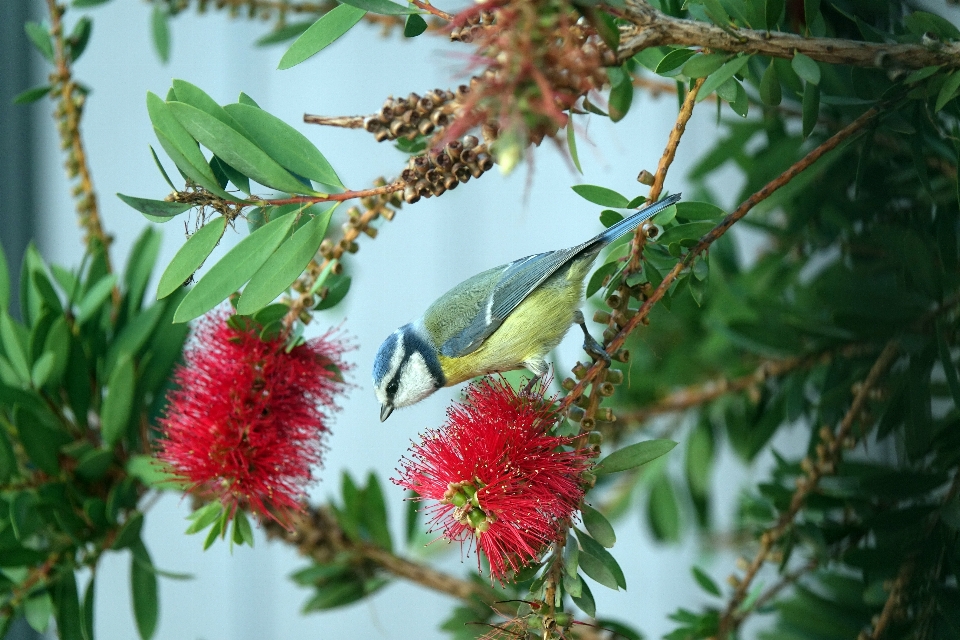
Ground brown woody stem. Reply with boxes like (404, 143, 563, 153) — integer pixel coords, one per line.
(618, 0, 960, 70)
(263, 181, 404, 206)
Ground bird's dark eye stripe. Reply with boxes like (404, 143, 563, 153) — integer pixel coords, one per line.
(387, 379, 399, 395)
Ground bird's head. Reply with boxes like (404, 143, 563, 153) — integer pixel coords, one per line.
(373, 324, 445, 421)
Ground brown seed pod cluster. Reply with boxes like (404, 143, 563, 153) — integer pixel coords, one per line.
(363, 88, 466, 142)
(449, 9, 496, 42)
(399, 135, 494, 204)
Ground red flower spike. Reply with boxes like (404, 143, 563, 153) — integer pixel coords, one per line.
(393, 376, 592, 582)
(157, 312, 352, 527)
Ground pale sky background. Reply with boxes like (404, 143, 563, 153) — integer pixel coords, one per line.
(29, 0, 951, 637)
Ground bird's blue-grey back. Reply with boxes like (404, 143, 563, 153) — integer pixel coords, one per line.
(437, 194, 681, 359)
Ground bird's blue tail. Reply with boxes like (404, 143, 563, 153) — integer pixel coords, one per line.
(595, 192, 682, 246)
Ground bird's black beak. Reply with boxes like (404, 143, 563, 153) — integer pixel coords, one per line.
(380, 403, 394, 422)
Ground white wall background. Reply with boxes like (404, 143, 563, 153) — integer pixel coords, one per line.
(26, 2, 767, 638)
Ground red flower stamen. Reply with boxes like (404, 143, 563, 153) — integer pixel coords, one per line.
(393, 376, 592, 582)
(157, 312, 352, 527)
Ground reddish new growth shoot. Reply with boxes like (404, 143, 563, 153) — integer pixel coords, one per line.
(157, 313, 352, 527)
(394, 377, 592, 582)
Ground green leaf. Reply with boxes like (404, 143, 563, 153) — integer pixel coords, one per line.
(599, 209, 624, 228)
(150, 145, 177, 190)
(185, 502, 225, 534)
(147, 92, 238, 201)
(278, 4, 367, 70)
(237, 209, 331, 314)
(25, 22, 54, 63)
(173, 212, 297, 322)
(586, 261, 618, 298)
(124, 227, 163, 314)
(117, 193, 192, 222)
(729, 79, 749, 117)
(232, 511, 255, 547)
(339, 0, 416, 15)
(156, 217, 226, 299)
(676, 201, 725, 221)
(566, 116, 582, 174)
(578, 547, 620, 589)
(581, 504, 616, 548)
(682, 53, 728, 79)
(802, 81, 820, 138)
(81, 576, 95, 640)
(696, 55, 749, 102)
(656, 221, 715, 246)
(692, 566, 721, 596)
(223, 103, 342, 187)
(574, 528, 626, 588)
(0, 312, 29, 382)
(572, 184, 629, 208)
(15, 406, 69, 475)
(75, 273, 117, 325)
(572, 579, 596, 617)
(151, 5, 171, 63)
(904, 10, 960, 41)
(648, 474, 681, 542)
(105, 303, 164, 378)
(68, 16, 93, 62)
(25, 591, 53, 632)
(362, 472, 393, 551)
(404, 13, 427, 37)
(168, 101, 316, 194)
(936, 71, 960, 112)
(54, 571, 83, 640)
(101, 355, 135, 446)
(127, 455, 180, 488)
(607, 66, 634, 122)
(0, 427, 16, 483)
(256, 21, 314, 46)
(655, 48, 696, 75)
(759, 60, 782, 106)
(13, 85, 52, 104)
(595, 438, 677, 474)
(75, 448, 114, 480)
(791, 51, 820, 85)
(314, 273, 351, 310)
(131, 542, 159, 640)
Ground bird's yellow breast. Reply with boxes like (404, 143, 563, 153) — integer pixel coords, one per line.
(437, 259, 592, 386)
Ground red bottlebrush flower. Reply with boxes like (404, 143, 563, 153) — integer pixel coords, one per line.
(393, 376, 592, 582)
(157, 312, 352, 527)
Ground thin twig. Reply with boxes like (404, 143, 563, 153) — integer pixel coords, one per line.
(411, 0, 453, 21)
(648, 76, 703, 203)
(261, 181, 404, 206)
(618, 0, 960, 70)
(46, 0, 111, 271)
(559, 106, 880, 413)
(303, 114, 366, 128)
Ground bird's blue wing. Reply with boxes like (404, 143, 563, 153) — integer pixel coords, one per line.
(438, 194, 682, 358)
(439, 246, 583, 358)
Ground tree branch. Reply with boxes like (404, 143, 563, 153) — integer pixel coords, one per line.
(560, 106, 880, 413)
(617, 0, 960, 70)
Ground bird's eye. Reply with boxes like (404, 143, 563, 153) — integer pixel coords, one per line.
(386, 380, 399, 396)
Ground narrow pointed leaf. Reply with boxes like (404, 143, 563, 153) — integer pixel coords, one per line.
(131, 542, 159, 640)
(224, 103, 342, 187)
(278, 4, 366, 70)
(157, 217, 227, 299)
(101, 355, 135, 446)
(594, 439, 677, 474)
(168, 102, 316, 194)
(173, 212, 298, 322)
(117, 193, 192, 222)
(696, 55, 750, 102)
(237, 209, 331, 314)
(572, 185, 629, 208)
(338, 0, 417, 15)
(581, 504, 616, 547)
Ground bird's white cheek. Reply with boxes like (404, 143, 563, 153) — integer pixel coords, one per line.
(394, 352, 440, 408)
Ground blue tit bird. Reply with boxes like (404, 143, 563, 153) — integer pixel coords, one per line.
(373, 192, 681, 421)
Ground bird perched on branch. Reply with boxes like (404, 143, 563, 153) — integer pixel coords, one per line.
(373, 192, 681, 421)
